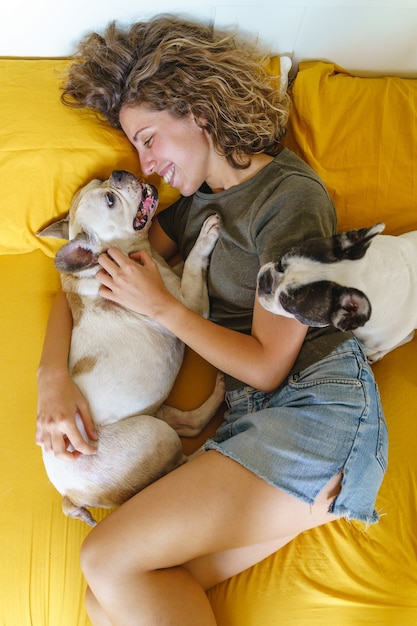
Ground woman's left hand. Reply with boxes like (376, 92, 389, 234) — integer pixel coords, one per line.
(96, 247, 173, 317)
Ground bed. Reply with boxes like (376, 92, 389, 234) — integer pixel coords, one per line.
(1, 56, 417, 625)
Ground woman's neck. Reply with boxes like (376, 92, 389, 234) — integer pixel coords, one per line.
(207, 153, 275, 193)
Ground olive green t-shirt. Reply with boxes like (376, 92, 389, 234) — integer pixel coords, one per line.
(158, 149, 349, 390)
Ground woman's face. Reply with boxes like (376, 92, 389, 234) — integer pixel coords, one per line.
(119, 104, 214, 196)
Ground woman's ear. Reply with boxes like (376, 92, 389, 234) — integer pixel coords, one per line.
(194, 113, 209, 130)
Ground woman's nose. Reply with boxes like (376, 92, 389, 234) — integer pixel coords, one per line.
(140, 151, 156, 176)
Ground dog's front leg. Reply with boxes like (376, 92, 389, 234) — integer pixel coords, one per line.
(180, 214, 220, 316)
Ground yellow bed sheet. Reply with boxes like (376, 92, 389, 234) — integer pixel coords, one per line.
(1, 58, 417, 625)
(0, 251, 221, 624)
(1, 250, 417, 625)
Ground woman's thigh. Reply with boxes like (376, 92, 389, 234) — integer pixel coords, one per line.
(183, 536, 298, 589)
(81, 450, 341, 578)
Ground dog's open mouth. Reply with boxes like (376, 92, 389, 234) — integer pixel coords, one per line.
(133, 184, 159, 231)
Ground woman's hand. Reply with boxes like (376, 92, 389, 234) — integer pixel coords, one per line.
(96, 247, 174, 317)
(36, 369, 97, 461)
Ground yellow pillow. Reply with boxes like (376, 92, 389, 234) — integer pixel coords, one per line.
(0, 58, 179, 257)
(0, 56, 292, 257)
(285, 61, 417, 235)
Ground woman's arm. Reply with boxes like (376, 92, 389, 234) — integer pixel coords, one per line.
(97, 248, 307, 391)
(36, 289, 97, 459)
(155, 292, 306, 391)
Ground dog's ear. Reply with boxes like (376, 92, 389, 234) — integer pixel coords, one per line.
(37, 215, 70, 240)
(36, 213, 69, 239)
(279, 280, 371, 330)
(331, 285, 372, 330)
(54, 235, 99, 273)
(334, 223, 385, 261)
(279, 281, 337, 327)
(282, 223, 385, 265)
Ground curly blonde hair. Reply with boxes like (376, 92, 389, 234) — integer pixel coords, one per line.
(62, 15, 290, 168)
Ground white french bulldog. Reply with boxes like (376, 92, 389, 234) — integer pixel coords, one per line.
(257, 223, 417, 362)
(38, 170, 224, 526)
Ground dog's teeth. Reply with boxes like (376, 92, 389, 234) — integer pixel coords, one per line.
(133, 209, 148, 231)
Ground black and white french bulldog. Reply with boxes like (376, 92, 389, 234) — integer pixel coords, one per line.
(257, 223, 417, 362)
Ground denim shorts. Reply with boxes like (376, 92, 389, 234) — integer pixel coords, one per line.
(205, 337, 388, 525)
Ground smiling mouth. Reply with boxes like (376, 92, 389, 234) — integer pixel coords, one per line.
(133, 184, 159, 230)
(161, 164, 175, 186)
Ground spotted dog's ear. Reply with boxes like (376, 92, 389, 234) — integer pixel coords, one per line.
(281, 223, 385, 265)
(334, 223, 385, 261)
(280, 281, 371, 330)
(330, 286, 372, 330)
(54, 234, 99, 273)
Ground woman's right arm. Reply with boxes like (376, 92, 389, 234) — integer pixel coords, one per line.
(36, 289, 97, 460)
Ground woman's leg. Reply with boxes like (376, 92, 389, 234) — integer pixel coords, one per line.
(81, 450, 341, 626)
(84, 536, 298, 624)
(183, 535, 298, 590)
(85, 589, 113, 626)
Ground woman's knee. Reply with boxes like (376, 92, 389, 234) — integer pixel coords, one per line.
(80, 515, 151, 589)
(80, 524, 131, 590)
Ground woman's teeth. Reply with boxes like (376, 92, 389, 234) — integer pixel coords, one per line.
(163, 166, 174, 184)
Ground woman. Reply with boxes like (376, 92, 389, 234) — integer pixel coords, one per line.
(36, 15, 388, 625)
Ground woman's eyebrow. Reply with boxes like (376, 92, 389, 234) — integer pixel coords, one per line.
(133, 126, 151, 142)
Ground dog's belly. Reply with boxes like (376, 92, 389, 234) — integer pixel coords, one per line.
(69, 312, 184, 425)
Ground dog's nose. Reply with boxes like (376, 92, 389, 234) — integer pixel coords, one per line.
(111, 170, 126, 184)
(111, 170, 138, 189)
(258, 268, 273, 295)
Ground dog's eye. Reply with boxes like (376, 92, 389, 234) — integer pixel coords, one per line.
(105, 192, 116, 208)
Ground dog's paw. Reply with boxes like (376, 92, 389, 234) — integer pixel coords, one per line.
(202, 212, 220, 233)
(197, 213, 220, 255)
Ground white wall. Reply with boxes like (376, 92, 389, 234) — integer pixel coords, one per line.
(2, 0, 417, 75)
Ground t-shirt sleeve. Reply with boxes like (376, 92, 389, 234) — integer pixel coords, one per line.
(253, 173, 337, 266)
(156, 196, 190, 246)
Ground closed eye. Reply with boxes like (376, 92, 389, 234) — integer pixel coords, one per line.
(144, 136, 153, 148)
(105, 192, 116, 207)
